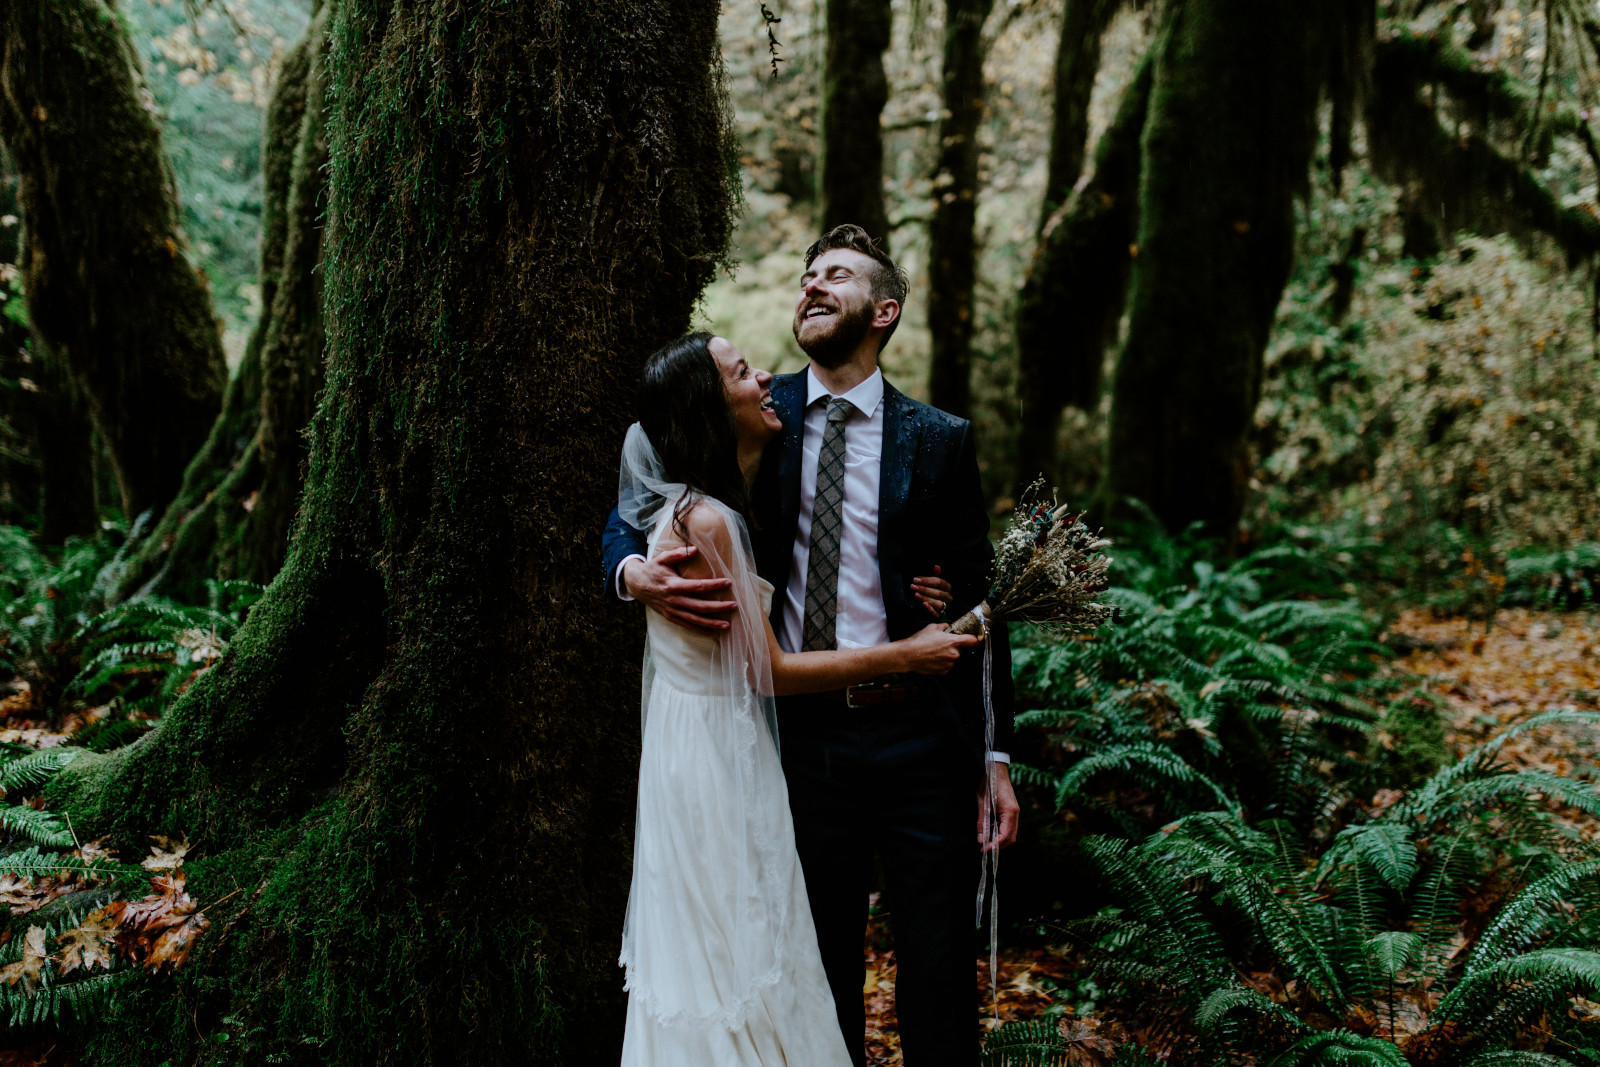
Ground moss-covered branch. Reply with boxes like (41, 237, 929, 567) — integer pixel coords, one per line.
(1370, 31, 1600, 262)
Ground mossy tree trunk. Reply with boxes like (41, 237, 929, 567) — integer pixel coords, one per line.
(121, 16, 327, 601)
(925, 0, 994, 419)
(821, 0, 893, 245)
(53, 0, 736, 1063)
(1102, 0, 1334, 537)
(0, 0, 228, 523)
(0, 157, 95, 540)
(1013, 46, 1150, 491)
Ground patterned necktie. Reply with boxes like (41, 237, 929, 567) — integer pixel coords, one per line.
(801, 396, 853, 652)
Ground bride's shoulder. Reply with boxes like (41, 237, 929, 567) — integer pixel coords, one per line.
(678, 498, 736, 545)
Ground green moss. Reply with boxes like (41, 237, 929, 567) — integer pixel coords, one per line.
(1368, 689, 1451, 792)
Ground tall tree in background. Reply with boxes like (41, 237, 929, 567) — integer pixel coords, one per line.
(52, 1, 736, 1064)
(120, 10, 330, 601)
(0, 151, 97, 543)
(0, 0, 227, 523)
(926, 0, 995, 419)
(1105, 0, 1344, 537)
(1013, 0, 1127, 487)
(821, 0, 893, 245)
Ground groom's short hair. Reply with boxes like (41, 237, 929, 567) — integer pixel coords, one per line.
(804, 224, 909, 350)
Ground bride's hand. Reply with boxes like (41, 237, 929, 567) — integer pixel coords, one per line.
(896, 624, 980, 676)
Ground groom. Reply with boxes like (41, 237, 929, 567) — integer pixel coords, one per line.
(601, 224, 1018, 1066)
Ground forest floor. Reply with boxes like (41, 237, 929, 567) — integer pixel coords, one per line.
(862, 607, 1600, 1065)
(0, 610, 1596, 1063)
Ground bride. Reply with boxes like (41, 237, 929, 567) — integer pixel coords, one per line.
(616, 332, 977, 1066)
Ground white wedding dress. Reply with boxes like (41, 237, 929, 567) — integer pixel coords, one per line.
(618, 490, 853, 1067)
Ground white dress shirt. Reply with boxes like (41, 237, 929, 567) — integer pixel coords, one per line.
(777, 367, 890, 654)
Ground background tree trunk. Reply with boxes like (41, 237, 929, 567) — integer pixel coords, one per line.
(1014, 49, 1151, 491)
(1041, 0, 1124, 226)
(1103, 0, 1328, 537)
(926, 0, 995, 419)
(54, 0, 736, 1063)
(821, 0, 893, 245)
(121, 17, 327, 601)
(0, 0, 227, 523)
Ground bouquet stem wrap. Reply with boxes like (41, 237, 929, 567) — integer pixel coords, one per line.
(948, 601, 990, 639)
(948, 486, 1115, 1019)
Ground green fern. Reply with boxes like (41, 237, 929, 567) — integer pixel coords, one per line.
(1270, 1030, 1408, 1067)
(979, 1020, 1076, 1066)
(0, 749, 81, 797)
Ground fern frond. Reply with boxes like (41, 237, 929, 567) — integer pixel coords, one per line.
(979, 1019, 1073, 1066)
(1269, 1030, 1408, 1067)
(1054, 743, 1238, 813)
(1196, 984, 1301, 1029)
(0, 806, 74, 848)
(1437, 947, 1600, 1021)
(1467, 858, 1600, 970)
(1345, 823, 1418, 891)
(0, 845, 122, 880)
(1456, 1052, 1576, 1067)
(0, 749, 81, 797)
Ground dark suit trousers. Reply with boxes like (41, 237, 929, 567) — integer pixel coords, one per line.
(779, 691, 977, 1067)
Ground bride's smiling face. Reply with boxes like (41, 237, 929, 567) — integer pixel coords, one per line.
(711, 336, 781, 448)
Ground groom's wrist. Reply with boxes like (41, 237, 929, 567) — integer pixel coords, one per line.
(615, 554, 647, 601)
(987, 751, 1010, 764)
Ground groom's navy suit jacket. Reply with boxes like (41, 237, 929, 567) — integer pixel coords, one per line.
(600, 370, 1014, 759)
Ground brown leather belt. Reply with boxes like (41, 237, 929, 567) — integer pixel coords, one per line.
(818, 676, 922, 708)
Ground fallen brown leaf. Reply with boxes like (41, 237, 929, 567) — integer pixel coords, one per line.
(0, 927, 47, 991)
(56, 908, 117, 976)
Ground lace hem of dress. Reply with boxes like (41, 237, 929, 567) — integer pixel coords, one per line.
(617, 951, 787, 1031)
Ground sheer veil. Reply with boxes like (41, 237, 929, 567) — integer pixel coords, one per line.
(616, 422, 791, 1030)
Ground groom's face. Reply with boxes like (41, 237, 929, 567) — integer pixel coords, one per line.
(794, 249, 886, 369)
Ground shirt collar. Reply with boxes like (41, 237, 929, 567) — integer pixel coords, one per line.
(805, 366, 884, 418)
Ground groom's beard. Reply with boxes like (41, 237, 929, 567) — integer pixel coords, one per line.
(794, 299, 874, 369)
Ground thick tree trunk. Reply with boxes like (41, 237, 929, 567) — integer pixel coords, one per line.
(0, 0, 227, 523)
(821, 0, 893, 245)
(1014, 51, 1151, 490)
(122, 19, 326, 601)
(1103, 0, 1328, 537)
(926, 0, 994, 419)
(31, 345, 96, 543)
(54, 0, 735, 1063)
(1041, 0, 1123, 226)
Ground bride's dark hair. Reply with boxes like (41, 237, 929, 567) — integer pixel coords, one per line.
(638, 332, 753, 538)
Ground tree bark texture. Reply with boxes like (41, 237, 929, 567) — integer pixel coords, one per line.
(1013, 52, 1151, 491)
(54, 0, 736, 1063)
(821, 0, 893, 245)
(122, 18, 327, 602)
(0, 0, 228, 523)
(1103, 0, 1334, 537)
(926, 0, 995, 420)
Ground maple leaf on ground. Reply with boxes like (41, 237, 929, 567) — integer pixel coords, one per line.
(56, 907, 117, 976)
(72, 836, 114, 863)
(0, 927, 48, 991)
(108, 870, 210, 971)
(140, 835, 189, 871)
(0, 871, 74, 916)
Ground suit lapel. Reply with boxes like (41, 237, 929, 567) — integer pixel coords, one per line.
(878, 379, 917, 552)
(773, 371, 805, 534)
